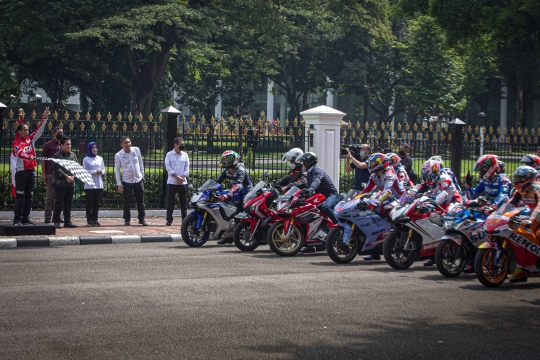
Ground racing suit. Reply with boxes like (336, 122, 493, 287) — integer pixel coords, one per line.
(509, 182, 540, 225)
(415, 172, 463, 210)
(466, 174, 511, 208)
(362, 167, 404, 198)
(11, 116, 48, 223)
(275, 167, 307, 190)
(216, 163, 252, 200)
(396, 163, 413, 187)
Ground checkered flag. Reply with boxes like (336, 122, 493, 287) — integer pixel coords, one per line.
(38, 157, 96, 187)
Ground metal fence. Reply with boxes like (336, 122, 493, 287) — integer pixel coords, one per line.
(339, 119, 540, 189)
(0, 109, 310, 210)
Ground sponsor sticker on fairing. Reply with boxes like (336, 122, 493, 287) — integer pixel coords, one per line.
(508, 233, 540, 256)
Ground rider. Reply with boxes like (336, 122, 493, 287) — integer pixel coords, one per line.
(215, 150, 252, 244)
(520, 154, 540, 180)
(274, 148, 307, 192)
(507, 166, 540, 282)
(429, 156, 462, 193)
(386, 152, 413, 188)
(465, 155, 511, 209)
(361, 153, 404, 261)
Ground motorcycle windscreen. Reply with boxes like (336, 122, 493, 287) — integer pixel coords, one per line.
(243, 181, 265, 206)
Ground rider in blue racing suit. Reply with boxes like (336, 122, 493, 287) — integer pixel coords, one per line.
(465, 155, 511, 209)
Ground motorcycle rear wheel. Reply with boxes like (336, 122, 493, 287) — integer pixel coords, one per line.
(267, 222, 304, 256)
(326, 226, 358, 264)
(181, 213, 210, 247)
(383, 230, 420, 270)
(475, 248, 508, 287)
(233, 221, 260, 251)
(435, 239, 468, 278)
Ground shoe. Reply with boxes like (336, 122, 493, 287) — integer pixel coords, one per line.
(93, 221, 101, 227)
(44, 218, 51, 224)
(54, 222, 62, 229)
(217, 238, 233, 245)
(301, 246, 316, 253)
(363, 254, 381, 260)
(22, 220, 36, 225)
(64, 222, 77, 228)
(59, 219, 64, 223)
(423, 259, 434, 266)
(13, 220, 22, 227)
(87, 222, 95, 227)
(463, 265, 474, 273)
(139, 219, 148, 226)
(125, 221, 131, 226)
(166, 221, 172, 226)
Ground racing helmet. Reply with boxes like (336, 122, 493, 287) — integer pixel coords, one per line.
(367, 153, 388, 173)
(428, 156, 444, 167)
(386, 153, 401, 168)
(296, 152, 318, 170)
(498, 161, 506, 174)
(421, 159, 441, 186)
(473, 154, 499, 181)
(520, 154, 540, 171)
(220, 150, 240, 168)
(513, 166, 539, 189)
(282, 148, 304, 163)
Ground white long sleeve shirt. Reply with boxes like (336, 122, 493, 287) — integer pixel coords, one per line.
(114, 147, 144, 185)
(83, 155, 105, 189)
(165, 149, 189, 185)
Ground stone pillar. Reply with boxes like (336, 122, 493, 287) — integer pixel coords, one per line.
(300, 105, 346, 192)
(266, 81, 274, 122)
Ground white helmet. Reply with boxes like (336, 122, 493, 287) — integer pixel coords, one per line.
(282, 148, 304, 163)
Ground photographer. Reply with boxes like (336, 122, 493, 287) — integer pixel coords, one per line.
(344, 144, 371, 191)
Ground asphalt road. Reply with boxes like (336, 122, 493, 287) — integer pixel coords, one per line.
(1, 243, 539, 360)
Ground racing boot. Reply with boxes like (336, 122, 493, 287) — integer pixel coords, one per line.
(508, 268, 528, 283)
(363, 255, 381, 261)
(217, 238, 234, 245)
(423, 258, 434, 266)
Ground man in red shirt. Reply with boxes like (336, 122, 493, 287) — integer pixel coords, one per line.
(41, 126, 64, 223)
(12, 107, 49, 226)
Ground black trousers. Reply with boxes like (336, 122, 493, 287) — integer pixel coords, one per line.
(123, 180, 145, 221)
(53, 187, 74, 223)
(85, 189, 103, 222)
(13, 170, 35, 222)
(166, 184, 188, 223)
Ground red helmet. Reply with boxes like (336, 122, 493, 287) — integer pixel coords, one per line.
(473, 155, 498, 181)
(520, 154, 540, 171)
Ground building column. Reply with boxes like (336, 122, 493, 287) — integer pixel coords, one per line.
(300, 105, 346, 192)
(326, 89, 334, 108)
(279, 94, 287, 127)
(266, 81, 274, 121)
(215, 80, 222, 119)
(533, 100, 540, 131)
(500, 82, 508, 141)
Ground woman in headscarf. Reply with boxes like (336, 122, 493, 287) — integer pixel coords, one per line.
(83, 142, 105, 226)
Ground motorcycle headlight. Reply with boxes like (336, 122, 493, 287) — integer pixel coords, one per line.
(244, 205, 255, 213)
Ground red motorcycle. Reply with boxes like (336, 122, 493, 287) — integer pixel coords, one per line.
(267, 187, 334, 256)
(232, 181, 281, 251)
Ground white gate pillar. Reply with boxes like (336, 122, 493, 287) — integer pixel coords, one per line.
(300, 105, 346, 192)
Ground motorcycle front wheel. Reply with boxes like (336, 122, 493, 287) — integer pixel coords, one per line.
(181, 213, 210, 247)
(475, 248, 508, 287)
(435, 239, 468, 278)
(233, 221, 261, 251)
(383, 230, 420, 270)
(326, 226, 359, 264)
(267, 222, 304, 256)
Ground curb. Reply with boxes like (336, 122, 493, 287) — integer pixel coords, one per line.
(0, 234, 183, 249)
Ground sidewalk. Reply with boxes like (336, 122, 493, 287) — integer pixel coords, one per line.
(0, 210, 186, 249)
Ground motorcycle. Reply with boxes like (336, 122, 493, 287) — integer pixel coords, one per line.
(232, 181, 280, 251)
(181, 179, 243, 247)
(325, 190, 392, 264)
(383, 192, 453, 270)
(266, 187, 334, 256)
(475, 203, 537, 287)
(434, 203, 492, 277)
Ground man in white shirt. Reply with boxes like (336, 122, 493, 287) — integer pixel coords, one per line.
(164, 137, 189, 226)
(115, 136, 147, 226)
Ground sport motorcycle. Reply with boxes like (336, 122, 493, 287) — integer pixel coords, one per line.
(325, 190, 392, 264)
(181, 179, 242, 247)
(266, 187, 334, 256)
(475, 203, 538, 287)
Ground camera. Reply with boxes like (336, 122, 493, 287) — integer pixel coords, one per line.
(341, 144, 362, 158)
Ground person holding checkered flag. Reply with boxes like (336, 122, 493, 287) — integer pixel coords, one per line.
(52, 136, 78, 229)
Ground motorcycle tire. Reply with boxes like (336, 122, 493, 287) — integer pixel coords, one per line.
(435, 239, 467, 278)
(326, 226, 358, 264)
(383, 230, 420, 270)
(181, 213, 210, 247)
(233, 221, 260, 251)
(267, 222, 304, 256)
(474, 248, 508, 287)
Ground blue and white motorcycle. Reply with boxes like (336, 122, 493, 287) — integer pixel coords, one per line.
(181, 179, 242, 247)
(325, 190, 393, 264)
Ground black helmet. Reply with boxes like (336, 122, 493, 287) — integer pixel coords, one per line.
(297, 152, 318, 169)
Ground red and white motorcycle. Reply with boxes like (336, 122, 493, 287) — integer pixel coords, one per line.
(383, 192, 458, 270)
